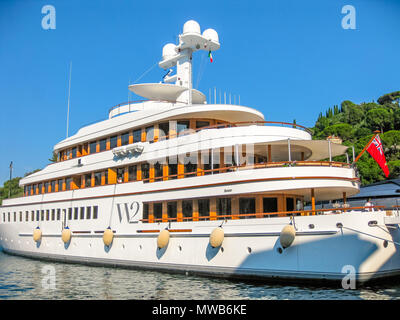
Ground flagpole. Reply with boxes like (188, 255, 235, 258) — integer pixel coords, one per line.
(353, 131, 380, 163)
(8, 161, 13, 198)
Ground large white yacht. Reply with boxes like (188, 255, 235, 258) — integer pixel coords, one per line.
(1, 20, 400, 285)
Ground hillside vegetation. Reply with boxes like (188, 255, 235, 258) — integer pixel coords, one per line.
(311, 90, 400, 185)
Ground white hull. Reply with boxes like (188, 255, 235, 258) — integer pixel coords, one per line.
(1, 203, 400, 284)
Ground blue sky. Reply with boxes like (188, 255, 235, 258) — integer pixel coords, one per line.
(0, 0, 399, 184)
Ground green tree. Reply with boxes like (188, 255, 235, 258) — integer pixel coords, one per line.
(366, 108, 392, 133)
(377, 91, 400, 105)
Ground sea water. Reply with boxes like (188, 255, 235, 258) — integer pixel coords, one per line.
(0, 249, 399, 300)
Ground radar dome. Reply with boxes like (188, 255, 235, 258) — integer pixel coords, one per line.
(183, 20, 201, 35)
(202, 28, 219, 43)
(162, 43, 177, 60)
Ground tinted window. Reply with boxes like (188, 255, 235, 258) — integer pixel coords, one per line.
(99, 139, 107, 152)
(133, 129, 141, 143)
(90, 141, 97, 154)
(121, 132, 129, 146)
(198, 199, 210, 217)
(239, 198, 255, 215)
(153, 203, 162, 220)
(263, 197, 278, 213)
(110, 136, 118, 149)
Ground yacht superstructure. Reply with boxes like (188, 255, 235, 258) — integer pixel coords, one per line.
(1, 20, 400, 284)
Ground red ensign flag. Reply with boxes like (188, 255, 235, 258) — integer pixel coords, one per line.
(366, 135, 389, 177)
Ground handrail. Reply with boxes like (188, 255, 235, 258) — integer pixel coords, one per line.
(140, 205, 386, 223)
(137, 160, 353, 183)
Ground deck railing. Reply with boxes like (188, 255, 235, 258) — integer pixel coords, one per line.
(140, 160, 353, 183)
(140, 205, 386, 223)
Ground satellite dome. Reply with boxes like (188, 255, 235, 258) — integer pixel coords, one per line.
(162, 43, 177, 60)
(183, 20, 201, 35)
(202, 28, 219, 43)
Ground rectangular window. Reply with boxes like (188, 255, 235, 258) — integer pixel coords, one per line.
(41, 210, 44, 221)
(80, 207, 85, 219)
(121, 132, 129, 146)
(85, 174, 92, 188)
(239, 198, 256, 216)
(51, 180, 56, 193)
(128, 165, 137, 181)
(89, 141, 97, 154)
(154, 162, 163, 181)
(38, 183, 42, 194)
(57, 209, 61, 221)
(46, 210, 50, 221)
(196, 120, 210, 129)
(168, 159, 177, 180)
(117, 168, 125, 183)
(143, 203, 149, 222)
(182, 200, 193, 219)
(133, 129, 141, 143)
(58, 179, 63, 192)
(263, 197, 278, 213)
(217, 198, 231, 216)
(13, 212, 16, 222)
(94, 172, 102, 186)
(86, 206, 91, 219)
(153, 203, 162, 221)
(99, 138, 107, 152)
(25, 211, 29, 222)
(68, 208, 72, 220)
(65, 177, 72, 190)
(110, 136, 118, 149)
(51, 209, 55, 221)
(184, 160, 197, 178)
(36, 210, 40, 221)
(31, 211, 35, 221)
(158, 122, 169, 140)
(167, 201, 177, 220)
(198, 199, 210, 217)
(45, 182, 49, 193)
(74, 208, 79, 220)
(8, 212, 10, 222)
(202, 152, 212, 175)
(93, 206, 98, 219)
(71, 147, 77, 158)
(3, 212, 5, 223)
(141, 163, 150, 181)
(286, 197, 294, 211)
(177, 120, 190, 135)
(145, 126, 154, 142)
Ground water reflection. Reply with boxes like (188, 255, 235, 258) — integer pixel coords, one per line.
(0, 251, 399, 300)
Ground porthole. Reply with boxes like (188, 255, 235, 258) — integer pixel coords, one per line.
(178, 245, 182, 251)
(277, 247, 283, 254)
(308, 224, 315, 229)
(139, 245, 142, 250)
(247, 247, 252, 254)
(383, 240, 388, 248)
(220, 247, 224, 253)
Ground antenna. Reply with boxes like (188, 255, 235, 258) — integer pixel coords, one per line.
(66, 61, 72, 138)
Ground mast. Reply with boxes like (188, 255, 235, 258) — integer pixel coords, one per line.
(158, 20, 220, 105)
